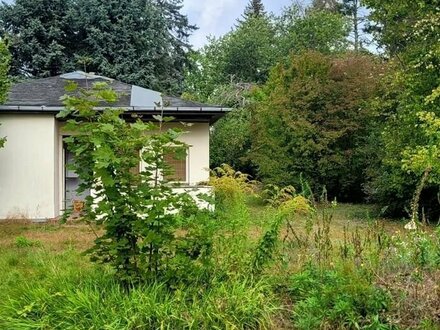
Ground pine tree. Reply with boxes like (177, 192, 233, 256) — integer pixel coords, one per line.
(243, 0, 266, 19)
(311, 0, 340, 12)
(0, 0, 196, 93)
(0, 0, 73, 77)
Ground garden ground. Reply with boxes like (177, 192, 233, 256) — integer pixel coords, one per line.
(0, 203, 439, 329)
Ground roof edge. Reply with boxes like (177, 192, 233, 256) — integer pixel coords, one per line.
(0, 105, 232, 112)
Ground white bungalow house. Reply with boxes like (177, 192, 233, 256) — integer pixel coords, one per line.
(0, 71, 229, 220)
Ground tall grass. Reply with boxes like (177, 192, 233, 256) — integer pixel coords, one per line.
(0, 171, 283, 330)
(0, 247, 280, 329)
(1, 173, 439, 329)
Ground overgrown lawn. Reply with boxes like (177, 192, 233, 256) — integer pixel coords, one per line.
(1, 204, 439, 329)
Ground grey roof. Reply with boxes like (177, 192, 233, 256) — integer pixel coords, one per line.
(0, 72, 230, 124)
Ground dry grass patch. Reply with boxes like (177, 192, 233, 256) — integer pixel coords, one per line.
(378, 270, 440, 328)
(0, 220, 99, 252)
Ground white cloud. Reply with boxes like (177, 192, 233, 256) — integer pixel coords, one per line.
(182, 0, 246, 49)
(182, 0, 297, 49)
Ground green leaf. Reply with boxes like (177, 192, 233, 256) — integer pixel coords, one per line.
(153, 115, 163, 122)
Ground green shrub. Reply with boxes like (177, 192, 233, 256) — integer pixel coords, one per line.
(59, 83, 214, 286)
(288, 265, 392, 330)
(210, 164, 258, 209)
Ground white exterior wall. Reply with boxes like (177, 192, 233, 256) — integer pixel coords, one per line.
(0, 117, 211, 219)
(167, 122, 210, 185)
(0, 114, 57, 219)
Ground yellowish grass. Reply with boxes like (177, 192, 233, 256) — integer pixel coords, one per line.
(0, 204, 432, 254)
(0, 220, 99, 252)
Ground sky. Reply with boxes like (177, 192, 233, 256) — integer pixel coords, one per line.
(181, 0, 295, 49)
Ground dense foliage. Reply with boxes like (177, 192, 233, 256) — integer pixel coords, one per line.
(289, 265, 391, 329)
(210, 106, 254, 172)
(184, 0, 440, 219)
(251, 51, 384, 201)
(0, 39, 10, 148)
(276, 7, 350, 56)
(185, 2, 349, 103)
(186, 1, 351, 180)
(184, 16, 275, 102)
(363, 1, 440, 219)
(0, 0, 194, 93)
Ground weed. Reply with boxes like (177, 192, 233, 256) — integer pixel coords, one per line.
(1, 199, 439, 329)
(15, 236, 41, 248)
(289, 264, 392, 330)
(262, 184, 296, 207)
(210, 164, 258, 210)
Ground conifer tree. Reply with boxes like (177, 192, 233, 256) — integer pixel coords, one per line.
(0, 0, 195, 93)
(243, 0, 266, 19)
(311, 0, 340, 12)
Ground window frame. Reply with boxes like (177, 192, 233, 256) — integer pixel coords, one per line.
(162, 146, 190, 184)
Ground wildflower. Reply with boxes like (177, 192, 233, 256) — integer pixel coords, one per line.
(404, 220, 417, 230)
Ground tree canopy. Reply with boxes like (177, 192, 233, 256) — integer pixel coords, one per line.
(242, 0, 266, 19)
(363, 0, 440, 218)
(0, 0, 195, 93)
(250, 51, 384, 201)
(185, 2, 352, 180)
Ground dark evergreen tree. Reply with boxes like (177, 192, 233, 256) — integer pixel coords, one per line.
(311, 0, 340, 12)
(243, 0, 266, 19)
(70, 0, 195, 93)
(0, 0, 196, 93)
(0, 0, 74, 77)
(152, 0, 197, 91)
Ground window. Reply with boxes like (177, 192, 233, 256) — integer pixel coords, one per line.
(64, 142, 90, 211)
(164, 149, 187, 182)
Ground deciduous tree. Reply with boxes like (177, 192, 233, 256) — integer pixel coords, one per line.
(251, 51, 384, 201)
(183, 13, 275, 100)
(59, 82, 211, 285)
(276, 7, 350, 56)
(363, 1, 440, 219)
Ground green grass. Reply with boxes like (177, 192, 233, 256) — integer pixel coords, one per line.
(0, 204, 439, 330)
(0, 246, 280, 329)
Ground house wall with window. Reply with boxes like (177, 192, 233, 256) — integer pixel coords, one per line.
(0, 118, 212, 220)
(0, 71, 229, 220)
(165, 122, 210, 186)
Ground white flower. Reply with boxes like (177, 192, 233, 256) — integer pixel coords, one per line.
(404, 220, 417, 231)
